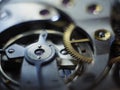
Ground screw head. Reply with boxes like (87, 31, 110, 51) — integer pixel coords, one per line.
(8, 49, 15, 54)
(60, 49, 68, 55)
(95, 29, 111, 41)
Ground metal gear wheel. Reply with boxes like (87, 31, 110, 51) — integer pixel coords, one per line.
(63, 24, 93, 63)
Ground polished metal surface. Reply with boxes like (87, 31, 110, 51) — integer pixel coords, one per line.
(0, 0, 120, 90)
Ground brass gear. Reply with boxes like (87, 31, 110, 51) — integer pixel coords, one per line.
(63, 23, 93, 63)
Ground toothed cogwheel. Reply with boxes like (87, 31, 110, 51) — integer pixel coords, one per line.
(63, 24, 93, 63)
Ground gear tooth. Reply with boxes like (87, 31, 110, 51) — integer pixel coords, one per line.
(63, 23, 93, 63)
